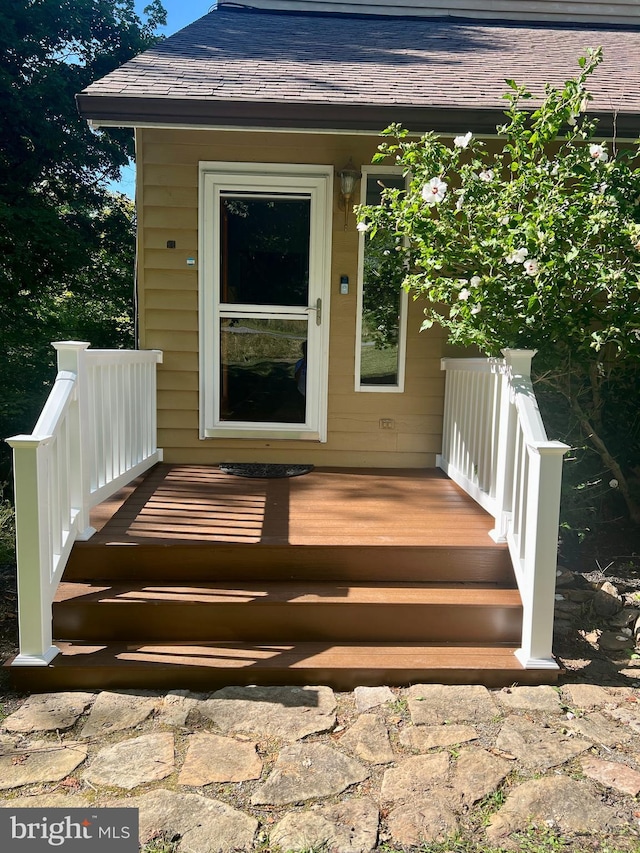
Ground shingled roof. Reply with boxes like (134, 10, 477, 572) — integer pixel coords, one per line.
(76, 4, 640, 136)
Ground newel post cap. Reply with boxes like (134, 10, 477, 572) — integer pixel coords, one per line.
(501, 348, 537, 377)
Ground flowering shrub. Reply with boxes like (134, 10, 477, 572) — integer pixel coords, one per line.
(357, 48, 640, 522)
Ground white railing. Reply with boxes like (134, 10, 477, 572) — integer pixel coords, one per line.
(437, 349, 568, 670)
(6, 342, 163, 666)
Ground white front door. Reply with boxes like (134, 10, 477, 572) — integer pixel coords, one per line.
(200, 164, 332, 441)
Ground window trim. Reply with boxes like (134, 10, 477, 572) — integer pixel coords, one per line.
(355, 166, 408, 393)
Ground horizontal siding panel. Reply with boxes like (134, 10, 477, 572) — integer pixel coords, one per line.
(138, 269, 197, 290)
(146, 309, 198, 332)
(330, 414, 442, 434)
(160, 351, 200, 372)
(144, 186, 198, 209)
(161, 446, 435, 468)
(144, 229, 198, 251)
(144, 207, 198, 229)
(157, 370, 199, 391)
(145, 290, 198, 311)
(328, 392, 442, 416)
(158, 409, 200, 429)
(144, 164, 198, 188)
(158, 389, 199, 410)
(145, 330, 198, 352)
(144, 248, 199, 271)
(397, 432, 442, 454)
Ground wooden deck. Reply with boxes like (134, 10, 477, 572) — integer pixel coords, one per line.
(87, 464, 503, 547)
(8, 465, 558, 691)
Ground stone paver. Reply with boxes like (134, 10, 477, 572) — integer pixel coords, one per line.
(451, 747, 511, 806)
(581, 755, 640, 796)
(386, 796, 459, 846)
(2, 692, 95, 733)
(251, 743, 368, 806)
(496, 715, 591, 771)
(399, 724, 477, 751)
(270, 799, 379, 853)
(0, 740, 87, 790)
(567, 711, 632, 746)
(199, 685, 336, 741)
(84, 733, 174, 789)
(486, 777, 623, 847)
(338, 714, 394, 764)
(80, 690, 158, 738)
(407, 684, 498, 724)
(354, 685, 395, 713)
(120, 789, 258, 853)
(495, 685, 562, 714)
(156, 690, 206, 727)
(381, 752, 450, 803)
(2, 681, 640, 853)
(178, 733, 262, 786)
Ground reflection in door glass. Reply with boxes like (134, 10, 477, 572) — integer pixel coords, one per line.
(220, 196, 310, 306)
(219, 318, 308, 423)
(360, 174, 406, 386)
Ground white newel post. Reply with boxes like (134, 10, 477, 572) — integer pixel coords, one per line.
(515, 441, 568, 669)
(6, 438, 59, 665)
(52, 342, 95, 540)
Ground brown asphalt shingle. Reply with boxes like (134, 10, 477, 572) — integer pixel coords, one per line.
(77, 6, 640, 130)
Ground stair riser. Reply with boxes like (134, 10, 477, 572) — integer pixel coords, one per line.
(7, 662, 551, 693)
(53, 603, 522, 644)
(64, 544, 515, 585)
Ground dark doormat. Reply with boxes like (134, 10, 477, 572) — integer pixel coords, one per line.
(219, 463, 314, 479)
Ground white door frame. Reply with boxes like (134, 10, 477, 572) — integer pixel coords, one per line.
(199, 162, 333, 441)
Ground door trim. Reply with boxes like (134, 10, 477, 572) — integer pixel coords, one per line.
(198, 162, 333, 441)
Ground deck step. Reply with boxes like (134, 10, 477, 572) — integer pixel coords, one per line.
(53, 581, 522, 644)
(5, 641, 556, 692)
(64, 543, 515, 584)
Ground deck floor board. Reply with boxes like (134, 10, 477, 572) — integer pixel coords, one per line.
(89, 464, 502, 548)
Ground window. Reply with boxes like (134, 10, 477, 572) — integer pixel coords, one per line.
(355, 168, 408, 392)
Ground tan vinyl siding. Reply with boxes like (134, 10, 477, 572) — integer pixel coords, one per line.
(139, 127, 452, 467)
(232, 0, 640, 24)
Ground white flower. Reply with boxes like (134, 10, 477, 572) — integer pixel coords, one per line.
(589, 144, 608, 164)
(470, 276, 481, 287)
(478, 170, 494, 182)
(454, 131, 473, 149)
(609, 479, 619, 489)
(422, 177, 448, 205)
(506, 247, 528, 264)
(524, 258, 539, 276)
(458, 288, 470, 301)
(455, 192, 465, 212)
(356, 221, 369, 232)
(499, 215, 509, 225)
(470, 304, 482, 315)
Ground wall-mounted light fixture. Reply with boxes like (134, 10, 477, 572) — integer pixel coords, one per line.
(337, 158, 361, 230)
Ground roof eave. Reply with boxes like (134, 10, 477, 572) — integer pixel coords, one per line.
(76, 94, 640, 139)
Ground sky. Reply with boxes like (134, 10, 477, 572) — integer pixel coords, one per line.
(108, 1, 217, 196)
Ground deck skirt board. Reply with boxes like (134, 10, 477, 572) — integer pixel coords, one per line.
(7, 465, 559, 690)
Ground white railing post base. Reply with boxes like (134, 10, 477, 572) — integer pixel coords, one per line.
(12, 646, 61, 667)
(515, 649, 560, 671)
(76, 526, 97, 542)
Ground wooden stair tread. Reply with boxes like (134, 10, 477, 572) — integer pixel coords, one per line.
(6, 641, 556, 690)
(54, 581, 522, 607)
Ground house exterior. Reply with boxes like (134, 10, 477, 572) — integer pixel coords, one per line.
(6, 0, 640, 689)
(75, 0, 640, 469)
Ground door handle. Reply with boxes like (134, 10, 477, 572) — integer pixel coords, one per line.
(307, 298, 322, 325)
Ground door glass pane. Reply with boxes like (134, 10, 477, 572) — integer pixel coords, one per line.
(220, 195, 310, 306)
(219, 318, 308, 423)
(360, 174, 406, 386)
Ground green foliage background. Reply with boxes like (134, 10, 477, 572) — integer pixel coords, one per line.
(0, 0, 166, 483)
